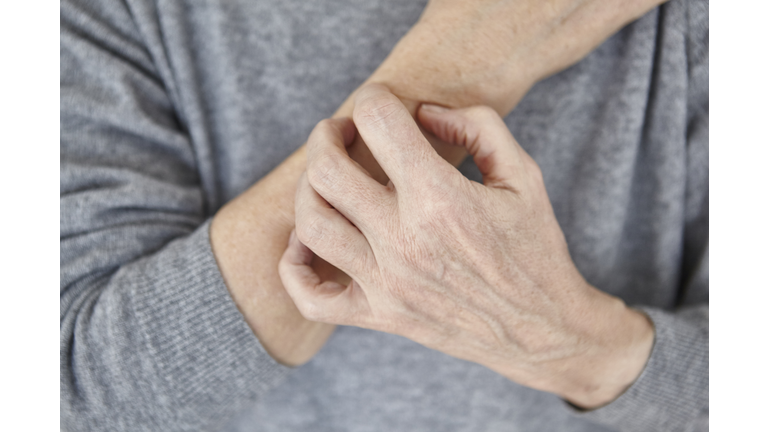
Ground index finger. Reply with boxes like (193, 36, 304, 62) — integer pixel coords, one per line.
(352, 84, 444, 191)
(304, 118, 391, 232)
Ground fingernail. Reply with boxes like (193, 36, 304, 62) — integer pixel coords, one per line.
(420, 103, 448, 113)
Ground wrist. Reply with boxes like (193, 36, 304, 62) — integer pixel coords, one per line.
(557, 292, 655, 409)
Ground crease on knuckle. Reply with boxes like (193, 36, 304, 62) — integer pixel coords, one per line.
(307, 153, 342, 192)
(357, 94, 405, 128)
(312, 119, 339, 142)
(296, 213, 326, 247)
(296, 298, 326, 322)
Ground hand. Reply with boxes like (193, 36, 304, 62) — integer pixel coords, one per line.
(371, 0, 666, 113)
(279, 84, 654, 408)
(213, 0, 663, 368)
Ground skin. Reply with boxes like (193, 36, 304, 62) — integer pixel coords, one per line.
(279, 85, 654, 409)
(209, 0, 664, 407)
(210, 98, 466, 368)
(371, 0, 667, 113)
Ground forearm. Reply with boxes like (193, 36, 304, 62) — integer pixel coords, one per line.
(372, 0, 667, 114)
(211, 146, 323, 367)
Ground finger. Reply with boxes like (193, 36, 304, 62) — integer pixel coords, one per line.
(305, 117, 391, 230)
(353, 83, 446, 191)
(279, 230, 370, 325)
(295, 172, 375, 281)
(418, 104, 537, 190)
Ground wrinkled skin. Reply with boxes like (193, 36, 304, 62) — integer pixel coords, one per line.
(279, 84, 654, 408)
(212, 0, 664, 371)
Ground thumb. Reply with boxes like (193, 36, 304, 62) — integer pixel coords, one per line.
(417, 104, 528, 189)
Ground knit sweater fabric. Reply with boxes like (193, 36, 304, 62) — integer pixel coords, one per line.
(60, 0, 709, 431)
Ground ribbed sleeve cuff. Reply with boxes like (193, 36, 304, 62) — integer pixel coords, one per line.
(568, 307, 709, 432)
(129, 219, 291, 413)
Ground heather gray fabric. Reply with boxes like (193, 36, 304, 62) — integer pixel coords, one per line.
(60, 0, 709, 431)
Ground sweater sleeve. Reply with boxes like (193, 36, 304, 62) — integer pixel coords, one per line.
(60, 1, 290, 430)
(569, 304, 709, 432)
(568, 2, 709, 429)
(569, 217, 708, 432)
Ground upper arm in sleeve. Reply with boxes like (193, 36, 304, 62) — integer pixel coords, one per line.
(60, 2, 289, 430)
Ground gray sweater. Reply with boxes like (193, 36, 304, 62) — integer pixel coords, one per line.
(60, 0, 709, 431)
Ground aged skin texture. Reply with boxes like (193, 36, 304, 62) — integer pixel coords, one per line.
(280, 84, 654, 409)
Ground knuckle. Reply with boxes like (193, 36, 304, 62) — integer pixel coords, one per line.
(417, 177, 463, 219)
(277, 254, 290, 276)
(325, 233, 351, 261)
(311, 118, 339, 142)
(420, 196, 453, 222)
(466, 105, 498, 124)
(334, 229, 357, 253)
(350, 246, 376, 273)
(295, 213, 326, 246)
(307, 153, 342, 191)
(296, 299, 326, 322)
(356, 93, 404, 126)
(442, 120, 469, 147)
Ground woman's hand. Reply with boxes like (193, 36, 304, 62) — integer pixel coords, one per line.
(279, 85, 654, 408)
